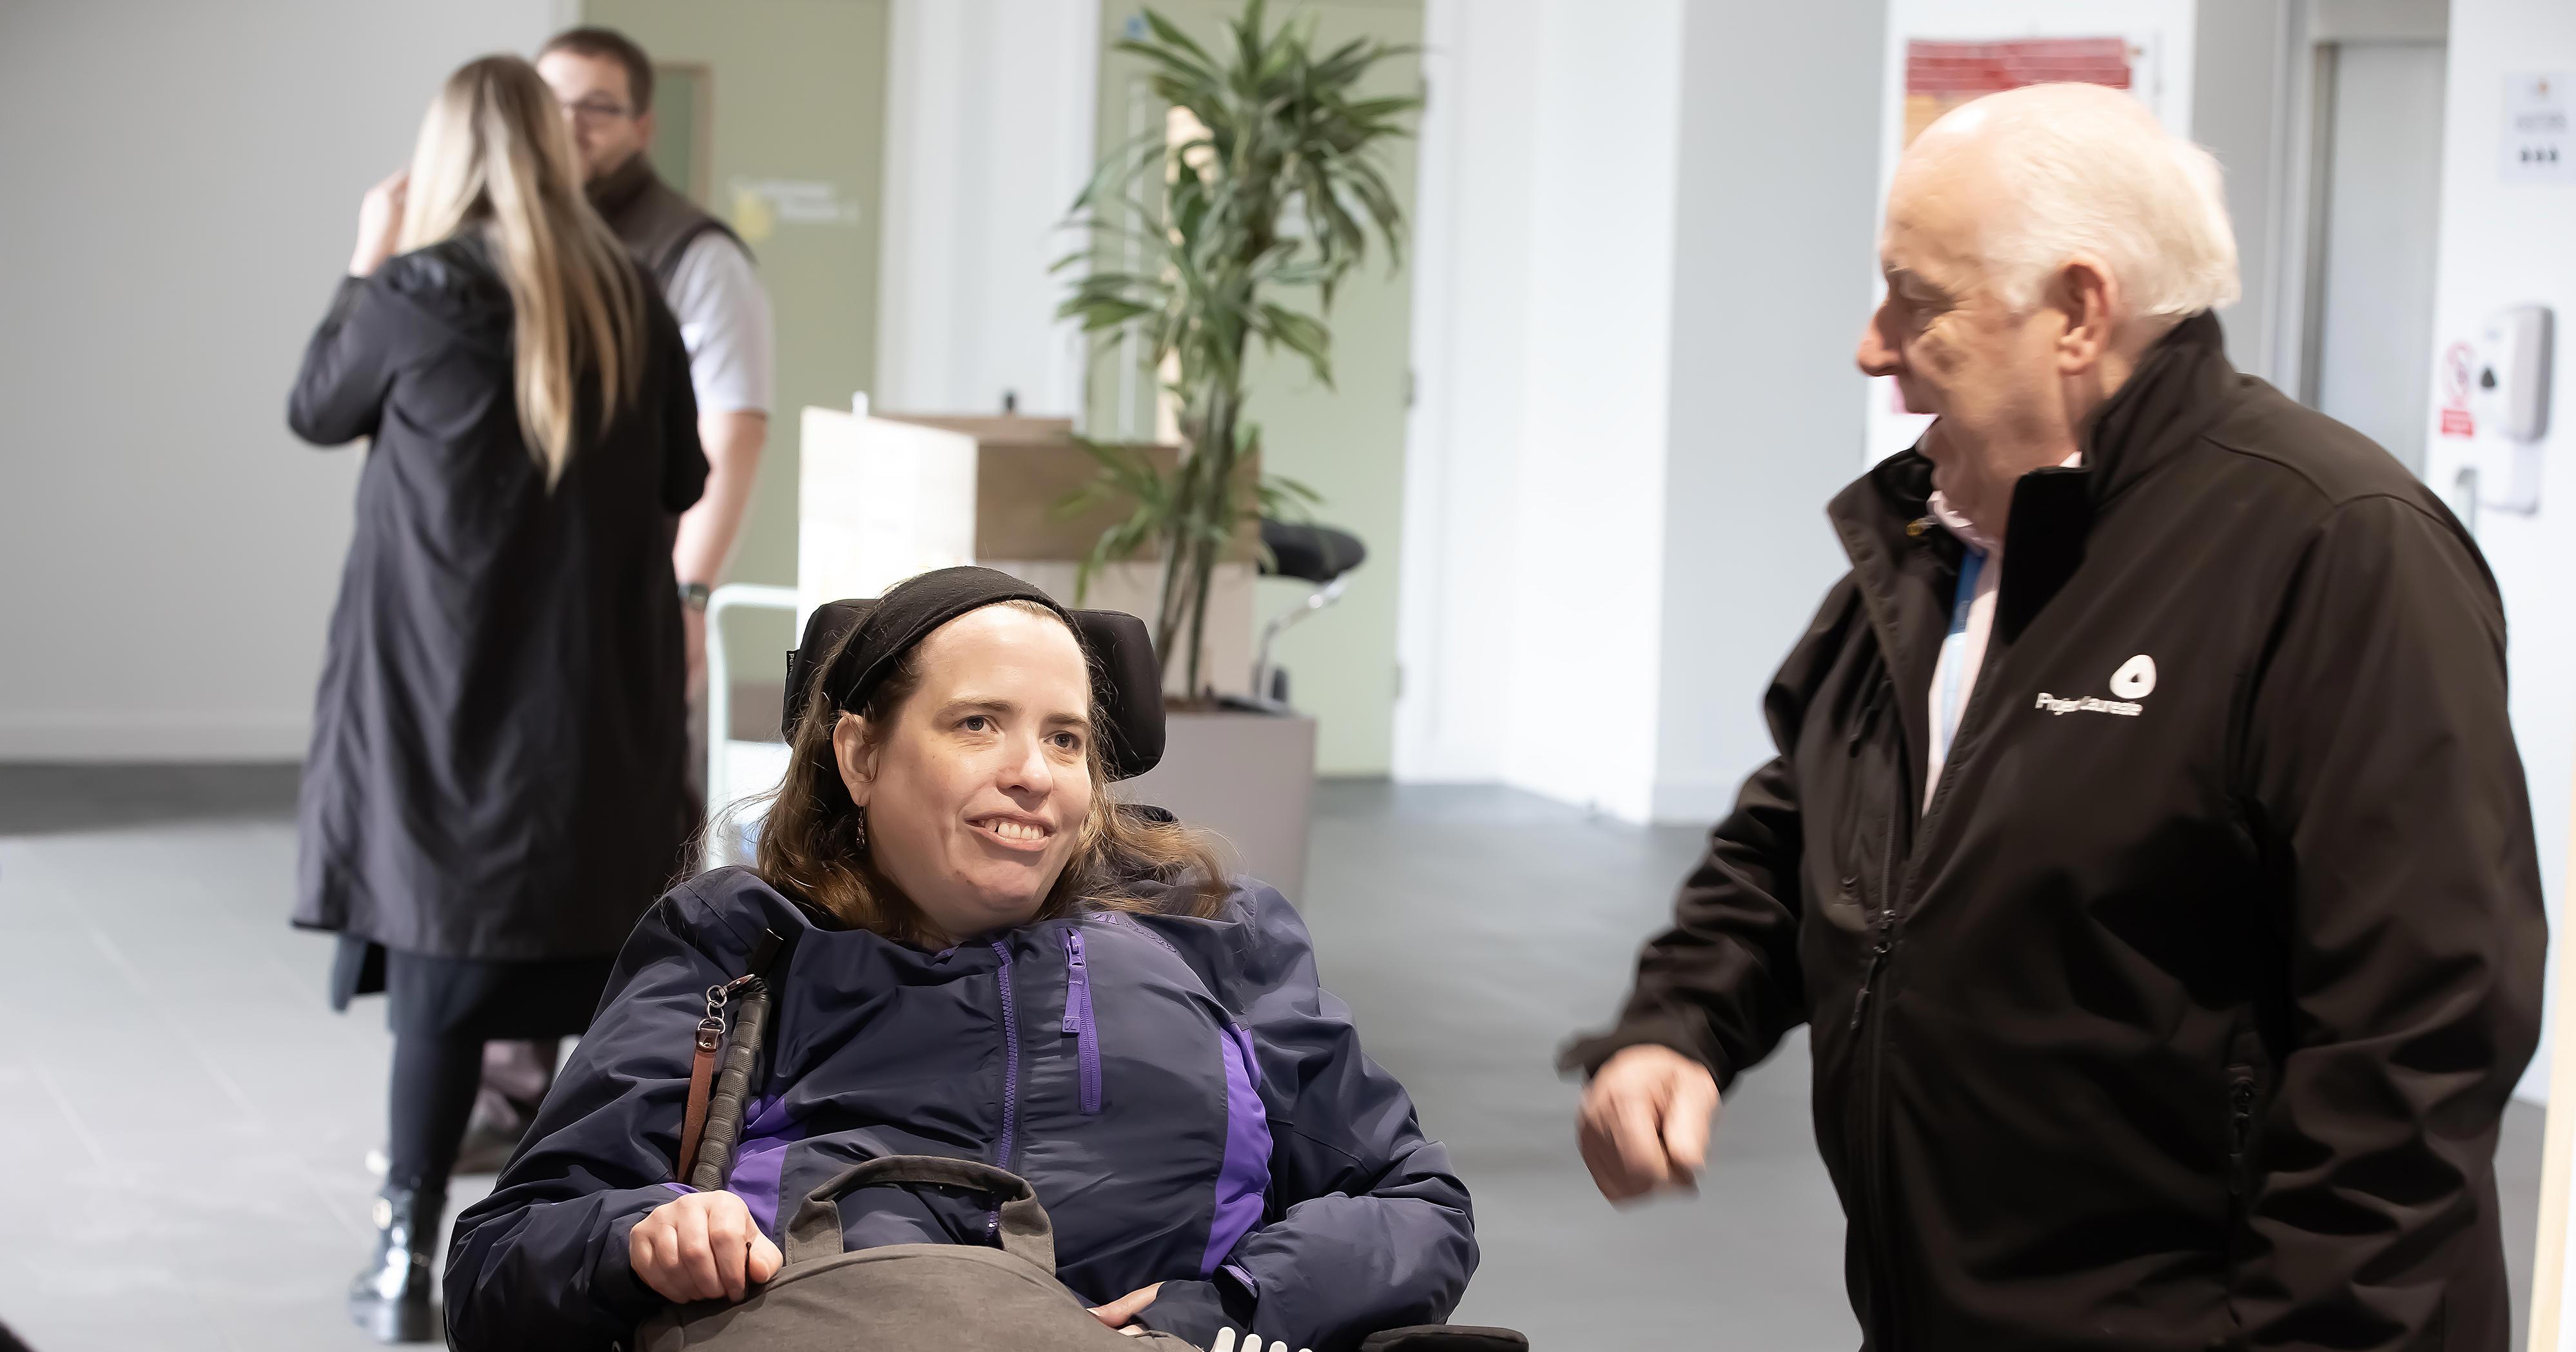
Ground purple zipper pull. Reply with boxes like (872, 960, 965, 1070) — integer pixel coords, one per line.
(1061, 929, 1102, 1114)
(1061, 930, 1085, 1032)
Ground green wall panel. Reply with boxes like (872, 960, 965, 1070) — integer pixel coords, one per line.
(585, 0, 892, 683)
(1089, 0, 1425, 776)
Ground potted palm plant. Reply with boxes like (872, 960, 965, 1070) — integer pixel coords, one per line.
(1053, 0, 1418, 898)
(1058, 0, 1418, 698)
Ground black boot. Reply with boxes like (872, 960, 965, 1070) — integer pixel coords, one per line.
(349, 1183, 444, 1344)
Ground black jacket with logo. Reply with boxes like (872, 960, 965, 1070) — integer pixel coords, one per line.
(1566, 314, 2544, 1350)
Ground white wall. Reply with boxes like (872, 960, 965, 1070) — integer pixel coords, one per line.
(1499, 1, 1688, 823)
(1649, 0, 1891, 822)
(2421, 0, 2576, 1105)
(1394, 0, 1688, 819)
(874, 0, 1100, 418)
(1390, 0, 1543, 786)
(0, 0, 566, 760)
(1395, 0, 1886, 823)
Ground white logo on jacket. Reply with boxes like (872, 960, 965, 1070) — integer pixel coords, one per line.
(2036, 655, 2156, 718)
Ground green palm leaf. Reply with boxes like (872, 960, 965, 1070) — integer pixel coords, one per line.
(1056, 1, 1419, 694)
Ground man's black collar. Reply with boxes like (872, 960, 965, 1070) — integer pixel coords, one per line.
(1829, 310, 2239, 644)
(2077, 309, 2236, 507)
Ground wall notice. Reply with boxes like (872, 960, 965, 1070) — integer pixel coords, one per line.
(2502, 72, 2574, 182)
(1903, 37, 2136, 146)
(726, 178, 864, 242)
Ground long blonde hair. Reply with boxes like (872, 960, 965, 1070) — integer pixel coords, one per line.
(753, 601, 1231, 943)
(398, 55, 645, 486)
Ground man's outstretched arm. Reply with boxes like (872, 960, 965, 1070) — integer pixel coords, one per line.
(1565, 750, 1810, 1200)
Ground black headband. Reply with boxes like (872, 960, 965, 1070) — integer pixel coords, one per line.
(819, 566, 1067, 721)
(784, 567, 1167, 780)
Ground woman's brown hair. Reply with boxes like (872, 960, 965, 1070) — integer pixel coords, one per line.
(752, 600, 1229, 942)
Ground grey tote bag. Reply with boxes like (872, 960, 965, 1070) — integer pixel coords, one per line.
(633, 1154, 1198, 1351)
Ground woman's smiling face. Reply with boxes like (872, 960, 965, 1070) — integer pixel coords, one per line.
(832, 603, 1095, 946)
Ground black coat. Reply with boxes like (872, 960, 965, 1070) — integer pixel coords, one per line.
(1566, 313, 2544, 1351)
(288, 235, 707, 961)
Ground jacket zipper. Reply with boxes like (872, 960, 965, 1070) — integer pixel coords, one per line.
(1855, 592, 2005, 1349)
(2225, 1072, 2256, 1337)
(987, 940, 1021, 1241)
(1849, 775, 1905, 1035)
(1062, 929, 1102, 1114)
(1855, 665, 1909, 1348)
(1848, 909, 1896, 1032)
(2226, 1074, 2256, 1197)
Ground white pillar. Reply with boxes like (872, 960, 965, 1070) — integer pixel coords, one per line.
(1396, 0, 1888, 823)
(876, 0, 1101, 418)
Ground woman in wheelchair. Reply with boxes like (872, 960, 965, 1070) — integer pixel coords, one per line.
(445, 568, 1478, 1351)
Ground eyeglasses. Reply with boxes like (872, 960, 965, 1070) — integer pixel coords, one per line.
(563, 99, 635, 122)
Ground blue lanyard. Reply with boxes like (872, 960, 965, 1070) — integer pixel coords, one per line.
(1931, 548, 1985, 768)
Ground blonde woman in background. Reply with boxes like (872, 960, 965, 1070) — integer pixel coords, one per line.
(287, 54, 705, 1344)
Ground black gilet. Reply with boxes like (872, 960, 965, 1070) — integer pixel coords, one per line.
(585, 152, 748, 291)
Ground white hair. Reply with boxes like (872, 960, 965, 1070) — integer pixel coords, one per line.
(1925, 82, 2241, 322)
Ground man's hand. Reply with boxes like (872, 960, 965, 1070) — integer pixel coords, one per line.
(629, 1190, 783, 1304)
(349, 169, 408, 277)
(1089, 1282, 1163, 1331)
(1577, 1044, 1721, 1202)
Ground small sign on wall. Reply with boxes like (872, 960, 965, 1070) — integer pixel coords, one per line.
(726, 179, 863, 242)
(2501, 72, 2574, 182)
(2439, 341, 2476, 438)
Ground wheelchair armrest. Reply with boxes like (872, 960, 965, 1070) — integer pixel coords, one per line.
(1359, 1326, 1528, 1352)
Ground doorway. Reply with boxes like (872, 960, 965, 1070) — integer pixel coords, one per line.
(2297, 4, 2448, 476)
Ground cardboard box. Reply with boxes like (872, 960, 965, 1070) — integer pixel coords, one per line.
(881, 414, 1258, 563)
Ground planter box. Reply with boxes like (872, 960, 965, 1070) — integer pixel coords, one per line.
(1114, 710, 1317, 901)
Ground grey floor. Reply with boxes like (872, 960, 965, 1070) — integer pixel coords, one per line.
(0, 769, 2543, 1350)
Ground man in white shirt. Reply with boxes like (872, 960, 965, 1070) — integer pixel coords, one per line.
(538, 27, 774, 709)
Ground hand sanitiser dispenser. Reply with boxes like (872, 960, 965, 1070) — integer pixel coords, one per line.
(2478, 305, 2553, 443)
(2467, 305, 2555, 515)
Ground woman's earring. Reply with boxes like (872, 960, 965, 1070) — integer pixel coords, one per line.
(853, 807, 870, 855)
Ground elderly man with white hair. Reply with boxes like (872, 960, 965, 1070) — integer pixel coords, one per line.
(1565, 82, 2543, 1349)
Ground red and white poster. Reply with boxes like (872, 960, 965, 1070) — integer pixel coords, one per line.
(1902, 37, 2134, 147)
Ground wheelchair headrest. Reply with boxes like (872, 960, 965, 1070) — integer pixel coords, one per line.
(783, 599, 1166, 780)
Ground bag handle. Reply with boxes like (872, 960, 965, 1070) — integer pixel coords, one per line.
(783, 1155, 1056, 1274)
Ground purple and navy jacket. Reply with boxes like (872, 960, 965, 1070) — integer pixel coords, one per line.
(444, 866, 1477, 1352)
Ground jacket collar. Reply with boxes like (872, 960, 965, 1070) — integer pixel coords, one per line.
(1829, 452, 1948, 801)
(1830, 310, 2239, 645)
(2075, 309, 2238, 507)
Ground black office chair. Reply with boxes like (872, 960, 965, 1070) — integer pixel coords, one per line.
(1251, 518, 1367, 707)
